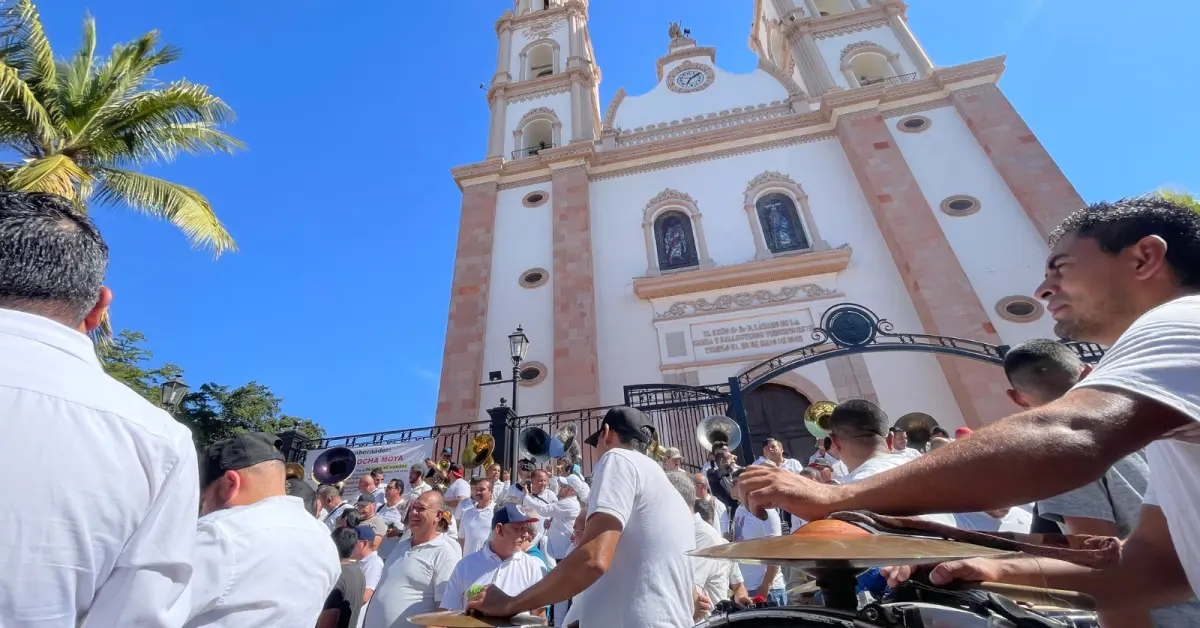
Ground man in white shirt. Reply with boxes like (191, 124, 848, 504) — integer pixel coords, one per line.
(319, 485, 353, 531)
(444, 464, 472, 512)
(662, 447, 684, 471)
(665, 471, 751, 620)
(379, 479, 406, 530)
(441, 504, 548, 614)
(365, 491, 462, 628)
(358, 474, 386, 507)
(460, 478, 498, 556)
(352, 526, 385, 603)
(731, 474, 788, 607)
(511, 469, 557, 548)
(521, 475, 585, 562)
(888, 428, 923, 461)
(187, 432, 341, 627)
(737, 197, 1200, 616)
(469, 406, 695, 627)
(693, 474, 729, 536)
(752, 438, 805, 474)
(504, 460, 535, 502)
(0, 192, 199, 626)
(487, 463, 508, 498)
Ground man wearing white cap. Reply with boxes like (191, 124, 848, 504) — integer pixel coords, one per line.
(662, 447, 684, 471)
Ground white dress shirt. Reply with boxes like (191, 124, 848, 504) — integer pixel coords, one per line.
(692, 513, 743, 617)
(521, 494, 581, 559)
(185, 495, 341, 627)
(0, 308, 199, 627)
(440, 545, 546, 612)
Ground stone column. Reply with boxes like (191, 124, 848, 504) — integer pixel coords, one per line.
(550, 164, 600, 411)
(886, 8, 933, 75)
(569, 78, 583, 142)
(835, 109, 1011, 427)
(803, 0, 820, 18)
(495, 24, 513, 80)
(951, 84, 1085, 240)
(567, 13, 579, 61)
(486, 91, 508, 159)
(795, 31, 837, 94)
(435, 179, 500, 426)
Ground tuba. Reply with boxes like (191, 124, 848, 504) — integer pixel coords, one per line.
(518, 426, 553, 463)
(313, 447, 357, 485)
(549, 423, 579, 463)
(804, 401, 837, 439)
(695, 415, 741, 453)
(460, 434, 496, 470)
(285, 462, 306, 480)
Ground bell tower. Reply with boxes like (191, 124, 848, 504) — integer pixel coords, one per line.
(487, 0, 601, 159)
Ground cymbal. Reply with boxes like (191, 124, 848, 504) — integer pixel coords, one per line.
(407, 611, 546, 627)
(691, 519, 1011, 570)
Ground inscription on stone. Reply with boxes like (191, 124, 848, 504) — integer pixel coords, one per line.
(690, 314, 814, 358)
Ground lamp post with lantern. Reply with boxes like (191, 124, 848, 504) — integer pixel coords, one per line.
(481, 327, 531, 474)
(160, 375, 190, 416)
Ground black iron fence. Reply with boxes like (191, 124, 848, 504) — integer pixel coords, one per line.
(511, 142, 554, 160)
(861, 72, 918, 87)
(624, 384, 732, 473)
(280, 420, 492, 468)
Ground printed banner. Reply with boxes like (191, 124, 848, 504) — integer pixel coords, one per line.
(303, 439, 435, 502)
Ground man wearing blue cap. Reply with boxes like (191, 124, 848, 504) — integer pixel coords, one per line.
(440, 504, 548, 615)
(352, 526, 385, 604)
(469, 407, 695, 627)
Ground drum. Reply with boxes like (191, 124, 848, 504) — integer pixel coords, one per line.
(692, 604, 1099, 628)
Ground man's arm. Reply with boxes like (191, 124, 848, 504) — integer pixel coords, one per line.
(506, 513, 623, 613)
(742, 388, 1187, 521)
(80, 435, 200, 628)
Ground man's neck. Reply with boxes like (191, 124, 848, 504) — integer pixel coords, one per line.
(842, 445, 892, 472)
(227, 488, 283, 510)
(489, 541, 515, 561)
(411, 527, 440, 545)
(386, 497, 401, 507)
(768, 454, 784, 465)
(478, 498, 492, 508)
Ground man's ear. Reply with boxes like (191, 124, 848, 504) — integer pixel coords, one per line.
(80, 286, 113, 333)
(1005, 388, 1033, 409)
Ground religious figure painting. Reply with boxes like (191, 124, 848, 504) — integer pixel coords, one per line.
(756, 194, 809, 253)
(654, 211, 698, 270)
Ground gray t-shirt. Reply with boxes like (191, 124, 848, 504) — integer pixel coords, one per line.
(1038, 451, 1200, 627)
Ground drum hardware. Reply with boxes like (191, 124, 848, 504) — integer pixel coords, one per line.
(804, 401, 837, 439)
(696, 415, 741, 453)
(312, 446, 357, 485)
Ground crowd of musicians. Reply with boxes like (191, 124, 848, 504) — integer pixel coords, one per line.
(1, 190, 1199, 628)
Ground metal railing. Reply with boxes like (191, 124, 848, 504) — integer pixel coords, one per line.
(511, 142, 554, 160)
(287, 420, 492, 466)
(859, 72, 918, 87)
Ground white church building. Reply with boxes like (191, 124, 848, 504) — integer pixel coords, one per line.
(435, 0, 1085, 455)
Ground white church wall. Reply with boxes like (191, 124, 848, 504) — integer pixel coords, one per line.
(863, 353, 967, 430)
(888, 105, 1059, 346)
(503, 91, 574, 158)
(589, 138, 964, 423)
(612, 65, 788, 132)
(479, 184, 556, 415)
(816, 27, 917, 89)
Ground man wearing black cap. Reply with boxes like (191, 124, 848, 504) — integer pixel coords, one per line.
(186, 432, 341, 627)
(469, 406, 695, 627)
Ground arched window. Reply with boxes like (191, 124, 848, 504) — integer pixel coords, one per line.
(520, 40, 560, 81)
(641, 189, 712, 276)
(756, 193, 809, 254)
(512, 108, 562, 159)
(653, 211, 699, 271)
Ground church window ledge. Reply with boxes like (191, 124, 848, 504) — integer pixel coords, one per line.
(633, 246, 852, 300)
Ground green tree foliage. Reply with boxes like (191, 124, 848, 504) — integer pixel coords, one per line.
(1156, 189, 1200, 214)
(99, 329, 325, 449)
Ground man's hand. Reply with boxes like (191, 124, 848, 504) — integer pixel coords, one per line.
(753, 583, 772, 599)
(467, 585, 518, 618)
(737, 465, 840, 521)
(880, 557, 1009, 589)
(732, 589, 753, 607)
(693, 590, 713, 619)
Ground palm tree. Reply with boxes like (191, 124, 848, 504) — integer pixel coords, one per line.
(1156, 189, 1200, 214)
(0, 0, 243, 254)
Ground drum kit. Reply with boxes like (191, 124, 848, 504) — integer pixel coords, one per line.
(409, 516, 1099, 628)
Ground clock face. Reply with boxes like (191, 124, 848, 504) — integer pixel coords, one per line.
(674, 68, 707, 90)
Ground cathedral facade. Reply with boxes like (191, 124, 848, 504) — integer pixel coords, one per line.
(435, 0, 1084, 443)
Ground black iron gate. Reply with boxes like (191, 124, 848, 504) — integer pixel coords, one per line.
(623, 383, 732, 472)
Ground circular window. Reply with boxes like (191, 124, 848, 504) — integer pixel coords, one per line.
(522, 190, 549, 208)
(517, 361, 547, 387)
(519, 268, 549, 289)
(939, 195, 981, 217)
(896, 115, 932, 133)
(995, 296, 1044, 323)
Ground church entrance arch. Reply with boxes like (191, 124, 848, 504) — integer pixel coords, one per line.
(742, 383, 816, 466)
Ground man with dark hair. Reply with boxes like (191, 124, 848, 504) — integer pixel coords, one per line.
(459, 477, 497, 556)
(188, 432, 340, 626)
(318, 528, 366, 628)
(738, 196, 1200, 615)
(1002, 339, 1091, 408)
(352, 526, 384, 604)
(0, 191, 200, 625)
(319, 484, 351, 531)
(826, 400, 956, 526)
(469, 406, 695, 627)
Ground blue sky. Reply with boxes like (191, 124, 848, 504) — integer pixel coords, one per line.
(34, 0, 1198, 437)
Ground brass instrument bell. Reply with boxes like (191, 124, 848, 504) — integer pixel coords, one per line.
(695, 415, 741, 452)
(518, 426, 553, 463)
(804, 401, 837, 439)
(313, 446, 357, 485)
(460, 434, 496, 469)
(285, 462, 306, 480)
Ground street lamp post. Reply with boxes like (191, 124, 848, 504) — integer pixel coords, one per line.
(160, 375, 190, 416)
(507, 326, 530, 416)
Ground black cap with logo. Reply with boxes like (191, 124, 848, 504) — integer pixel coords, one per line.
(202, 432, 285, 487)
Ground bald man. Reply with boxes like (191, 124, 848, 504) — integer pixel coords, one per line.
(186, 432, 340, 627)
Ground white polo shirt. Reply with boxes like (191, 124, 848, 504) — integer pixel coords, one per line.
(440, 545, 547, 612)
(359, 551, 384, 592)
(0, 308, 199, 627)
(365, 534, 461, 628)
(186, 495, 341, 627)
(733, 505, 786, 592)
(459, 501, 497, 556)
(693, 513, 743, 617)
(445, 478, 471, 507)
(842, 453, 958, 527)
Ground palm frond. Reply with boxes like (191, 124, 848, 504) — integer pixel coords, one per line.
(1155, 189, 1200, 214)
(80, 80, 233, 151)
(93, 167, 236, 255)
(7, 154, 90, 198)
(58, 13, 96, 115)
(121, 121, 245, 164)
(70, 32, 181, 140)
(5, 0, 61, 127)
(0, 63, 57, 150)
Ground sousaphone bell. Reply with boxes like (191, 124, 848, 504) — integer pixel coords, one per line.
(460, 434, 496, 470)
(518, 426, 552, 463)
(804, 401, 837, 439)
(284, 462, 306, 480)
(696, 415, 741, 453)
(312, 446, 357, 485)
(549, 423, 579, 462)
